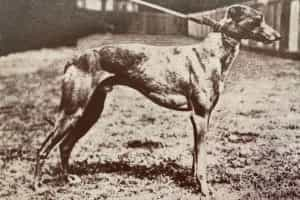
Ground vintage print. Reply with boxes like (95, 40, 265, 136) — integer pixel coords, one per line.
(0, 0, 299, 199)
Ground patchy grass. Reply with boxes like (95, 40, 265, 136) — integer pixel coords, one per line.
(0, 34, 300, 200)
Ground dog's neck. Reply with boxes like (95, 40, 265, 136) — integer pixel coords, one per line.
(221, 33, 240, 50)
(201, 31, 240, 79)
(219, 32, 241, 77)
(203, 18, 242, 77)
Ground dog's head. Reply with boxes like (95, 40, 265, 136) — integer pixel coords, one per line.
(221, 5, 281, 43)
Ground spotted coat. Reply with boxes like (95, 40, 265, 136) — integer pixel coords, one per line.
(61, 32, 239, 116)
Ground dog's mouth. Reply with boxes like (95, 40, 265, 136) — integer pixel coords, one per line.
(258, 33, 281, 44)
(245, 30, 280, 44)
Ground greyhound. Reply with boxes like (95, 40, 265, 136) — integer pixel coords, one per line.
(34, 5, 280, 199)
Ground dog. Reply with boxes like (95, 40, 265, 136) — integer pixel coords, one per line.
(34, 5, 280, 199)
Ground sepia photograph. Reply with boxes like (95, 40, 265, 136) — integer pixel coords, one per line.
(0, 0, 299, 199)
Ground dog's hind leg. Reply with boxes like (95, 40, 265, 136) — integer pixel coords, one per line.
(59, 85, 107, 183)
(34, 65, 95, 190)
(34, 111, 80, 190)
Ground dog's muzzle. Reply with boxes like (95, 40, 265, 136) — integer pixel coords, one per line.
(254, 22, 281, 44)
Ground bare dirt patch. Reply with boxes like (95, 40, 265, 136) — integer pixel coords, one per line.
(0, 34, 299, 200)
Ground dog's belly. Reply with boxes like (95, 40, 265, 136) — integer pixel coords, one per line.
(126, 63, 192, 110)
(117, 74, 191, 111)
(140, 90, 190, 111)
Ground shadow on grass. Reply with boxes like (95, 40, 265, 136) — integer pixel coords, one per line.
(68, 159, 200, 192)
(126, 139, 163, 150)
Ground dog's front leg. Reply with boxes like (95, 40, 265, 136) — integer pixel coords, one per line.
(190, 113, 214, 199)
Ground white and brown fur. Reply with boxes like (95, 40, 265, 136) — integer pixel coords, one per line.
(34, 5, 280, 198)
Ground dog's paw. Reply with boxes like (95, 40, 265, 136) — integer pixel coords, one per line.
(199, 183, 217, 200)
(67, 174, 82, 185)
(32, 181, 48, 193)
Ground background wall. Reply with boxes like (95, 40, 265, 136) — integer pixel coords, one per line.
(0, 0, 186, 56)
(1, 0, 299, 58)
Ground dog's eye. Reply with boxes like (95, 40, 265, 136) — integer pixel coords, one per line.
(252, 16, 262, 26)
(255, 15, 263, 23)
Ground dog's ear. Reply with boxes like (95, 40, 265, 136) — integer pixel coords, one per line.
(226, 6, 246, 22)
(225, 5, 262, 23)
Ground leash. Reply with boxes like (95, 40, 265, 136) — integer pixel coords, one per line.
(130, 0, 243, 40)
(130, 0, 222, 29)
